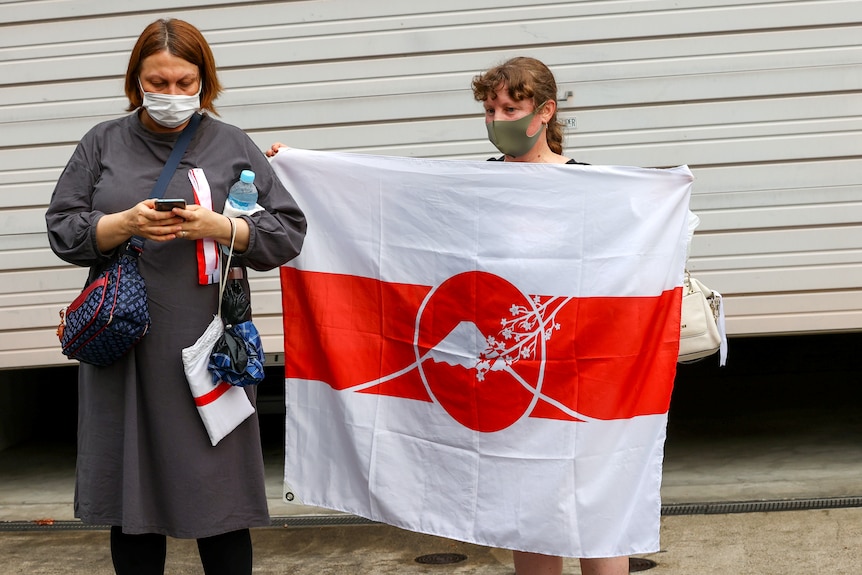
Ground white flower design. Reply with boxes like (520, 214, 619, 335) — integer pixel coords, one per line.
(475, 296, 564, 381)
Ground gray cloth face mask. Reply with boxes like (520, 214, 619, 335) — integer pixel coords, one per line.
(485, 109, 546, 157)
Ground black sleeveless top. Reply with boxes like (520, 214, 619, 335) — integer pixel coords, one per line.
(488, 156, 589, 165)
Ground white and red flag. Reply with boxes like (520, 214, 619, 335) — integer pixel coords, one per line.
(272, 149, 692, 558)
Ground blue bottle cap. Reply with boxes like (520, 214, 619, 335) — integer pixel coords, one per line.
(240, 170, 255, 184)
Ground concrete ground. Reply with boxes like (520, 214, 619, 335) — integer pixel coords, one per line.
(2, 508, 862, 574)
(2, 333, 861, 573)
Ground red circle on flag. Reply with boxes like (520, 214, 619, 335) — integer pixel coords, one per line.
(415, 270, 543, 432)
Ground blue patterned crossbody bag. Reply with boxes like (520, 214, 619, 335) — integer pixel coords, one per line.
(57, 114, 201, 366)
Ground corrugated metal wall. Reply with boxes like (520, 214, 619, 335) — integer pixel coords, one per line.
(1, 0, 860, 369)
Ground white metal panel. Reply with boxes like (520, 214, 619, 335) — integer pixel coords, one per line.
(0, 1, 860, 368)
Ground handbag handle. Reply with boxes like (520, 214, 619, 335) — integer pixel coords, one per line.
(217, 217, 237, 319)
(127, 113, 202, 254)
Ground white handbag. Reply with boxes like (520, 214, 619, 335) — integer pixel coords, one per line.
(678, 271, 727, 365)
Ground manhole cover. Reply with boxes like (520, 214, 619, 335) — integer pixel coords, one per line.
(630, 557, 657, 572)
(415, 553, 468, 565)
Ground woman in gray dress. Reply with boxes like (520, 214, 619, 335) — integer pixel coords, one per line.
(45, 18, 306, 575)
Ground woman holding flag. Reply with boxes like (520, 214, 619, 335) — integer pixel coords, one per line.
(266, 56, 690, 575)
(471, 56, 629, 575)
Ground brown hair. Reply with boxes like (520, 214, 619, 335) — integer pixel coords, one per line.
(124, 18, 222, 114)
(472, 57, 564, 155)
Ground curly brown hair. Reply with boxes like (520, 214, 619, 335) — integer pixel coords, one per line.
(124, 19, 223, 115)
(472, 57, 564, 154)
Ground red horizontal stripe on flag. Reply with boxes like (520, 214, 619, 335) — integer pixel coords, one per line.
(281, 267, 680, 428)
(530, 291, 680, 421)
(281, 267, 432, 402)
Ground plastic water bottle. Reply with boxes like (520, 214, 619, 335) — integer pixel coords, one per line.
(228, 170, 258, 211)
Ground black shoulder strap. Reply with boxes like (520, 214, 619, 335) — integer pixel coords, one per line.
(149, 113, 201, 201)
(128, 113, 202, 254)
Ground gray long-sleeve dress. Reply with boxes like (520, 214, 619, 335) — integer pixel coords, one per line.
(45, 112, 306, 538)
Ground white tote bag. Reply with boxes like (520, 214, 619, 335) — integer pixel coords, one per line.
(182, 315, 255, 446)
(181, 217, 254, 446)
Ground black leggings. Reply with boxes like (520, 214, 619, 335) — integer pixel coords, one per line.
(110, 526, 252, 575)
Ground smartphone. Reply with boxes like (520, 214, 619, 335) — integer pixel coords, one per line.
(154, 198, 187, 211)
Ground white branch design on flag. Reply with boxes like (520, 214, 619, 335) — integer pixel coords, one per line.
(477, 295, 567, 381)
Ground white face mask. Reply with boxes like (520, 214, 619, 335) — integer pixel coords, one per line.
(139, 80, 201, 128)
